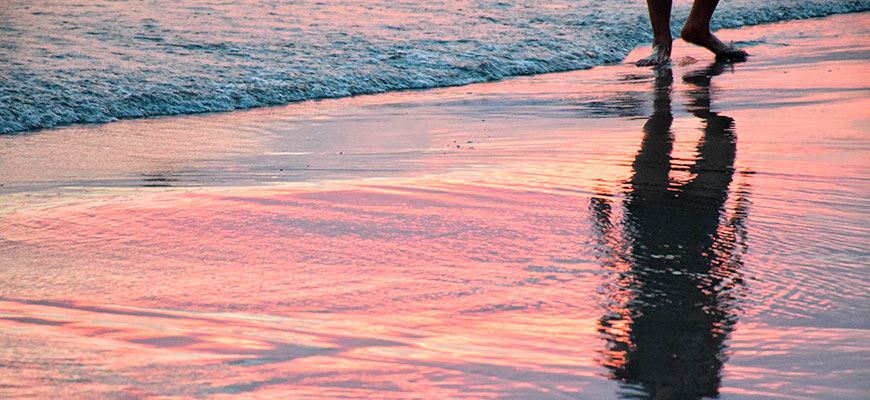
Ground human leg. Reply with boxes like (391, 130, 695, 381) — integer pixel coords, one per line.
(680, 0, 748, 60)
(636, 0, 673, 67)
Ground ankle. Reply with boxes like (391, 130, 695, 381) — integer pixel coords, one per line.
(680, 24, 709, 43)
(652, 35, 673, 49)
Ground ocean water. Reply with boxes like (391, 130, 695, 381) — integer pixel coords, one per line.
(1, 0, 869, 134)
(1, 13, 868, 398)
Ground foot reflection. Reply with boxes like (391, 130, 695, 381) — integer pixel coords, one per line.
(592, 62, 750, 399)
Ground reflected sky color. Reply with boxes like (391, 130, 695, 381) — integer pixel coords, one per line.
(1, 14, 869, 399)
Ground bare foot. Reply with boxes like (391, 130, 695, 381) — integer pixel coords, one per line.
(636, 43, 672, 67)
(681, 24, 748, 61)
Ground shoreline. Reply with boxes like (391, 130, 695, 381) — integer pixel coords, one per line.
(1, 13, 868, 399)
(1, 8, 868, 136)
(2, 13, 866, 197)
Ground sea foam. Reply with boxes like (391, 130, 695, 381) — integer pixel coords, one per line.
(1, 0, 867, 134)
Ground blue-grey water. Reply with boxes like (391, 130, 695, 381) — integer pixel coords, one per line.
(1, 0, 868, 134)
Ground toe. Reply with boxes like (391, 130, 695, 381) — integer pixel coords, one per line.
(636, 58, 656, 67)
(715, 48, 749, 61)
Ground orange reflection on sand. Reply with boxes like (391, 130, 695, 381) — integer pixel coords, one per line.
(0, 296, 608, 397)
(1, 173, 615, 396)
(1, 13, 868, 398)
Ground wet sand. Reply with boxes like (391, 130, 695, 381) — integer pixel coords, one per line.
(1, 13, 868, 399)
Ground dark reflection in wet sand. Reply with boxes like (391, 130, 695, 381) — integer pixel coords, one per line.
(592, 63, 751, 399)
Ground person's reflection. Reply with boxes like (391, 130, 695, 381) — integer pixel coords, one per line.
(592, 63, 749, 399)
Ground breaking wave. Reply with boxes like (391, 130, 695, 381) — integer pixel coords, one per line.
(1, 0, 867, 134)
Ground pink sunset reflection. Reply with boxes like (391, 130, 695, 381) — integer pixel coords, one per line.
(0, 11, 868, 399)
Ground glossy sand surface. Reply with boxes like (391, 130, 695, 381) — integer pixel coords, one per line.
(1, 14, 868, 399)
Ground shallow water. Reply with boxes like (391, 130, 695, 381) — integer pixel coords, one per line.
(2, 0, 868, 133)
(1, 14, 869, 399)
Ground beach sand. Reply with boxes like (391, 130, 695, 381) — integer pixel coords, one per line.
(1, 13, 868, 399)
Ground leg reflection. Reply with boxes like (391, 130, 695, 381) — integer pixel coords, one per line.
(595, 62, 748, 399)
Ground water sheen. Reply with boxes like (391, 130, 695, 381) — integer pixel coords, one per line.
(1, 13, 869, 400)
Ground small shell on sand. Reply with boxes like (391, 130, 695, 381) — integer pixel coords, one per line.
(677, 56, 698, 66)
